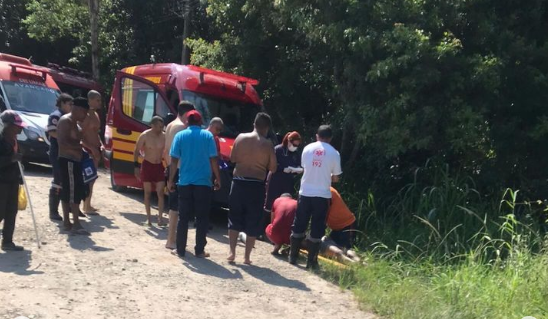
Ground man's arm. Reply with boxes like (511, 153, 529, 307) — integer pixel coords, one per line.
(210, 157, 221, 190)
(268, 145, 277, 173)
(331, 153, 343, 183)
(133, 133, 146, 180)
(208, 133, 221, 190)
(163, 123, 173, 163)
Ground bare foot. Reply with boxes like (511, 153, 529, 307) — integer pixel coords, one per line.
(227, 253, 236, 263)
(196, 252, 210, 258)
(147, 220, 153, 227)
(165, 243, 176, 250)
(244, 259, 253, 265)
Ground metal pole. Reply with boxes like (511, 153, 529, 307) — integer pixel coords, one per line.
(18, 162, 41, 249)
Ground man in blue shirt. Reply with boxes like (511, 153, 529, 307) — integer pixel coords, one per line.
(167, 110, 221, 258)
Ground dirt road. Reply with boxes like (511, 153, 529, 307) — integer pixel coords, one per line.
(0, 165, 375, 319)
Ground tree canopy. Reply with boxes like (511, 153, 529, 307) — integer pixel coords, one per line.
(2, 0, 548, 202)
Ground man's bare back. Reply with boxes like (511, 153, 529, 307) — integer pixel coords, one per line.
(57, 114, 83, 161)
(137, 129, 165, 164)
(164, 119, 186, 165)
(231, 131, 277, 180)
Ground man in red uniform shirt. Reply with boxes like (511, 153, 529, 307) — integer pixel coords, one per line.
(265, 193, 296, 255)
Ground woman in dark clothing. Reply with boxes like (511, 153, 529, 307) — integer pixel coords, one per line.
(264, 131, 302, 212)
(0, 110, 25, 251)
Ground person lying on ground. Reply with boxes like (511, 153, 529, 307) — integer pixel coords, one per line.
(301, 236, 360, 264)
(134, 116, 166, 227)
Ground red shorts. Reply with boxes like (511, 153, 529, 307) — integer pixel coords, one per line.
(265, 224, 291, 246)
(140, 160, 165, 183)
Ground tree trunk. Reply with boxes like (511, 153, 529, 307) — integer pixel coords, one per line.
(181, 10, 191, 65)
(88, 0, 100, 81)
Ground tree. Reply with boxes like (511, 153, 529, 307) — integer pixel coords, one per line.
(88, 0, 100, 80)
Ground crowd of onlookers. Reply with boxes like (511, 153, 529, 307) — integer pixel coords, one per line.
(0, 95, 360, 268)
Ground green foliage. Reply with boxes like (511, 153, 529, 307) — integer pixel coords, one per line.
(322, 251, 548, 319)
(24, 0, 88, 41)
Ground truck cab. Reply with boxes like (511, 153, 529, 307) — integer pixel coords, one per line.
(0, 53, 60, 163)
(104, 63, 262, 206)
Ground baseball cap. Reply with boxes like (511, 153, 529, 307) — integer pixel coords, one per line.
(0, 110, 27, 128)
(186, 110, 203, 125)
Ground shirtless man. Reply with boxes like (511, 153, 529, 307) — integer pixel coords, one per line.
(81, 90, 103, 214)
(164, 101, 195, 249)
(134, 116, 166, 227)
(228, 112, 277, 264)
(57, 97, 89, 235)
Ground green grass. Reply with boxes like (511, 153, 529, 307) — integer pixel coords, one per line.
(325, 164, 548, 318)
(323, 252, 548, 319)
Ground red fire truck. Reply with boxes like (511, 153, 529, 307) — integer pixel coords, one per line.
(104, 63, 263, 205)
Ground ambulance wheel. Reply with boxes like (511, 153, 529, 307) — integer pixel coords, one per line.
(110, 169, 126, 193)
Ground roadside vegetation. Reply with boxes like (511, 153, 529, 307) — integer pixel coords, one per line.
(323, 164, 548, 319)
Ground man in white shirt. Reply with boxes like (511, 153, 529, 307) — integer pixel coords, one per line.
(289, 125, 342, 269)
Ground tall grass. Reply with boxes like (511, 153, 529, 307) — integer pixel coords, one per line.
(329, 164, 548, 319)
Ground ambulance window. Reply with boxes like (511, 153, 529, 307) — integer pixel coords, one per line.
(121, 77, 169, 125)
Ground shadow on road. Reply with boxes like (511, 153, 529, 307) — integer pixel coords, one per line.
(120, 212, 168, 240)
(235, 264, 310, 291)
(0, 250, 44, 275)
(180, 252, 243, 280)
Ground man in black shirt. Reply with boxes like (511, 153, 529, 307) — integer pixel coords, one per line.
(47, 93, 73, 221)
(0, 110, 25, 251)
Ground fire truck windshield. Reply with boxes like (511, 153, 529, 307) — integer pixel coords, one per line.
(182, 90, 259, 138)
(2, 81, 58, 115)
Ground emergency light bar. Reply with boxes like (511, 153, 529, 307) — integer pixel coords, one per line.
(188, 65, 259, 86)
(10, 64, 47, 81)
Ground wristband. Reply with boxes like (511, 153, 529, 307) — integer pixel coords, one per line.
(134, 161, 140, 168)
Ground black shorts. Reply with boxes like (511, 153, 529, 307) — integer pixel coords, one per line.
(59, 157, 87, 204)
(167, 167, 179, 211)
(228, 179, 266, 237)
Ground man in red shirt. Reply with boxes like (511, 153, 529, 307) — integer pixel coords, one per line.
(265, 193, 296, 255)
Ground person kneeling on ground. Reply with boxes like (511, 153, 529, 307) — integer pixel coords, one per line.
(326, 187, 358, 253)
(0, 111, 26, 251)
(265, 193, 296, 255)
